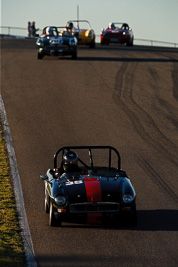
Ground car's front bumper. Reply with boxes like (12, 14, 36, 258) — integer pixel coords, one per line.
(38, 45, 77, 56)
(100, 34, 131, 44)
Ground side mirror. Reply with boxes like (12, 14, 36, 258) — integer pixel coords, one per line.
(40, 175, 48, 180)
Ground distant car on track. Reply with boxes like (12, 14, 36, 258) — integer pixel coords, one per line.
(40, 146, 137, 227)
(66, 20, 96, 48)
(100, 22, 134, 46)
(36, 26, 78, 59)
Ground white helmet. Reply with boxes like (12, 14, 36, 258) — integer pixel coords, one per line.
(46, 27, 54, 36)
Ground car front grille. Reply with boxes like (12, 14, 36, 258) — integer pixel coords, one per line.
(46, 45, 68, 49)
(69, 202, 120, 213)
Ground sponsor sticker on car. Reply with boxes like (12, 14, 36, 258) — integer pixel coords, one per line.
(50, 37, 63, 45)
(65, 180, 83, 186)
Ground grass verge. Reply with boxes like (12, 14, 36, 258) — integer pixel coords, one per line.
(0, 123, 26, 267)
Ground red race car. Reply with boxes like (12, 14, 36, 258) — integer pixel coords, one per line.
(100, 22, 134, 46)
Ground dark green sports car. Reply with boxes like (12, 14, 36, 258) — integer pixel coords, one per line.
(40, 146, 137, 227)
(36, 26, 78, 59)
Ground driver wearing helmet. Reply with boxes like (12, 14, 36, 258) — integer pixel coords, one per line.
(46, 26, 55, 36)
(64, 22, 74, 36)
(62, 151, 81, 173)
(108, 22, 115, 30)
(66, 22, 74, 32)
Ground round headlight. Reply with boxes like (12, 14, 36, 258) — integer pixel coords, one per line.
(37, 40, 43, 46)
(86, 30, 93, 38)
(123, 194, 134, 204)
(69, 38, 77, 46)
(55, 196, 66, 205)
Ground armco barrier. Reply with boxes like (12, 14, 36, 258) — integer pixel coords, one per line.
(1, 26, 178, 48)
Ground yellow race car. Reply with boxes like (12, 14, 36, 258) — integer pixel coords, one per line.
(66, 20, 96, 48)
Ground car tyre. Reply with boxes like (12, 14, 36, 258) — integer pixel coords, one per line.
(45, 186, 49, 213)
(129, 204, 137, 226)
(89, 41, 95, 48)
(72, 50, 77, 60)
(121, 204, 137, 227)
(127, 38, 134, 46)
(49, 201, 61, 227)
(38, 52, 44, 59)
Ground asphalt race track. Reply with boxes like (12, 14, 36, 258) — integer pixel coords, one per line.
(1, 39, 178, 267)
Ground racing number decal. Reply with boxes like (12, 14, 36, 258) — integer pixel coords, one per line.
(66, 180, 83, 186)
(84, 178, 102, 224)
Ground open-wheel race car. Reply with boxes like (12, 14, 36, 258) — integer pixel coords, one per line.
(40, 146, 137, 227)
(36, 26, 78, 59)
(100, 22, 134, 46)
(66, 20, 96, 48)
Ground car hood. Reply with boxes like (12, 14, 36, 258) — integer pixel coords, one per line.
(37, 36, 75, 44)
(61, 176, 123, 204)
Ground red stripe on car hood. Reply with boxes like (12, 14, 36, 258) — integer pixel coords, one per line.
(84, 178, 102, 224)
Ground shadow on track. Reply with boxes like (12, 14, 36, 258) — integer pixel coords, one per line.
(1, 39, 178, 54)
(95, 44, 178, 54)
(76, 57, 178, 63)
(51, 209, 178, 231)
(136, 209, 178, 231)
(35, 254, 130, 267)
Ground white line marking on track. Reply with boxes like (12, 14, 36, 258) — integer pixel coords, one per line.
(0, 94, 38, 267)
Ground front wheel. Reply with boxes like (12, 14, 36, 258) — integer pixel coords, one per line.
(127, 38, 134, 46)
(89, 41, 95, 48)
(49, 201, 61, 227)
(130, 205, 137, 226)
(71, 50, 77, 59)
(38, 52, 44, 59)
(45, 186, 49, 213)
(121, 204, 137, 227)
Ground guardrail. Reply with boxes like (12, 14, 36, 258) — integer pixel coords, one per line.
(134, 38, 178, 48)
(95, 35, 178, 48)
(1, 26, 178, 48)
(0, 26, 27, 35)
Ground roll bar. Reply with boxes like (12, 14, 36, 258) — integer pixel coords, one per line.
(54, 146, 121, 170)
(67, 20, 92, 29)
